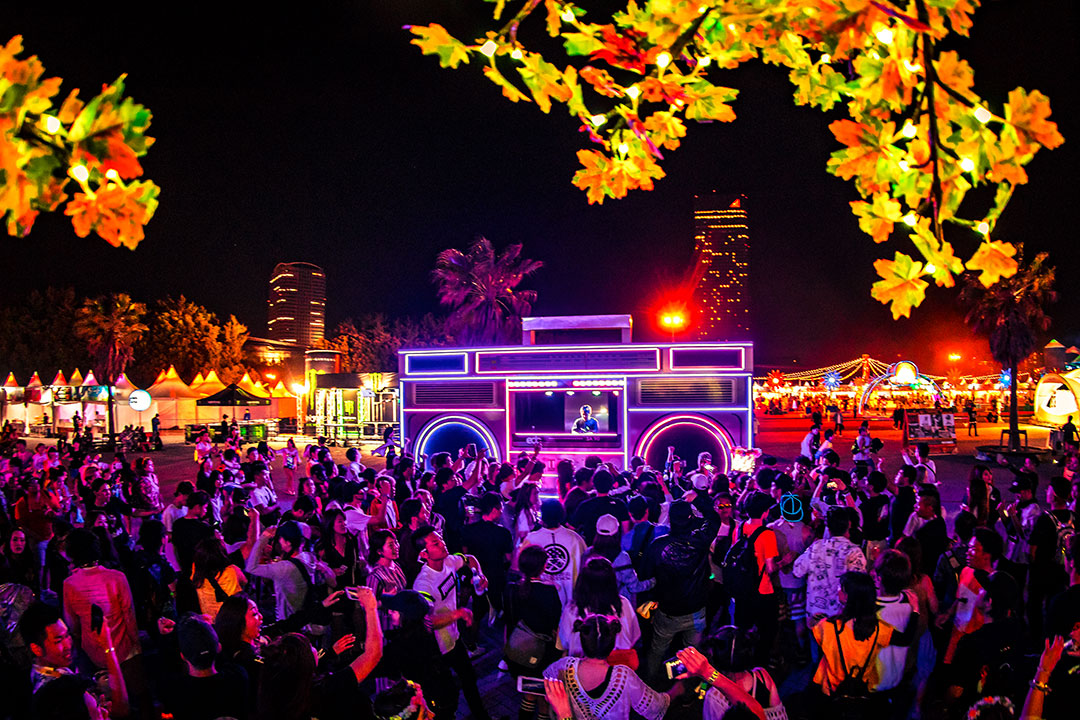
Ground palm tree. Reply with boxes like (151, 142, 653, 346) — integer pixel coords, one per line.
(74, 293, 148, 445)
(432, 237, 543, 345)
(961, 249, 1056, 451)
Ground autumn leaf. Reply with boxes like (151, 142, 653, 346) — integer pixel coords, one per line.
(516, 53, 570, 113)
(642, 111, 686, 150)
(684, 82, 738, 122)
(406, 24, 470, 69)
(572, 149, 611, 204)
(64, 180, 159, 250)
(482, 66, 530, 103)
(850, 194, 902, 243)
(966, 240, 1019, 287)
(580, 66, 622, 97)
(827, 119, 895, 194)
(906, 218, 963, 287)
(1005, 87, 1064, 150)
(871, 252, 929, 319)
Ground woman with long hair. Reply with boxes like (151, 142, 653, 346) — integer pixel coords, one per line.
(282, 438, 300, 495)
(0, 527, 40, 590)
(504, 544, 561, 719)
(509, 482, 540, 544)
(320, 508, 363, 588)
(131, 457, 164, 516)
(811, 571, 911, 710)
(587, 515, 652, 606)
(192, 536, 246, 621)
(557, 556, 641, 667)
(297, 475, 324, 518)
(365, 529, 406, 632)
(962, 464, 1000, 528)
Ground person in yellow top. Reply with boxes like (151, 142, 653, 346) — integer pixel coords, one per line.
(811, 571, 916, 710)
(192, 537, 247, 622)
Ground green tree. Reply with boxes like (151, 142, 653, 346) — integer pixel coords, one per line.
(432, 237, 542, 345)
(0, 287, 88, 380)
(73, 293, 148, 442)
(327, 314, 453, 372)
(217, 315, 249, 384)
(131, 296, 222, 386)
(961, 249, 1056, 451)
(408, 1, 1064, 318)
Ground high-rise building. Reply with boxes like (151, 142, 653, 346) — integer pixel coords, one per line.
(267, 262, 326, 347)
(691, 192, 750, 339)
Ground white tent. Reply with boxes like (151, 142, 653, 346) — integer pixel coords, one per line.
(147, 366, 200, 428)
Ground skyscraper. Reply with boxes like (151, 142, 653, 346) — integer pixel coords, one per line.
(267, 262, 326, 347)
(691, 192, 750, 340)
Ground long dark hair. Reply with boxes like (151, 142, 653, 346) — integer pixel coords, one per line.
(192, 536, 230, 588)
(839, 571, 878, 641)
(572, 556, 620, 617)
(256, 633, 316, 720)
(966, 465, 990, 524)
(215, 593, 252, 658)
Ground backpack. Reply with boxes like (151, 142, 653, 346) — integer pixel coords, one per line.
(829, 620, 880, 720)
(627, 523, 656, 572)
(287, 556, 328, 614)
(1047, 511, 1076, 566)
(722, 524, 766, 594)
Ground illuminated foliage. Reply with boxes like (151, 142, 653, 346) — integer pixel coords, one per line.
(0, 36, 159, 249)
(406, 1, 1064, 318)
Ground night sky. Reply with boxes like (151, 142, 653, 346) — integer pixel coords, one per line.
(4, 1, 1077, 372)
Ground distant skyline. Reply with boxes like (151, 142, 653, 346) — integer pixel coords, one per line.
(3, 1, 1077, 373)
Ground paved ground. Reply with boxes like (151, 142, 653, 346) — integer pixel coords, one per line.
(140, 412, 1060, 718)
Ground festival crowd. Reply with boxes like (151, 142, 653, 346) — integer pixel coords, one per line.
(0, 418, 1078, 720)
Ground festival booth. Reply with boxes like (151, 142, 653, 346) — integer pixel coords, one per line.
(1033, 369, 1080, 429)
(147, 366, 200, 428)
(311, 372, 399, 444)
(195, 384, 271, 442)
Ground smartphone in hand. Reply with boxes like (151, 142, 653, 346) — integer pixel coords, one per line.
(664, 657, 687, 680)
(517, 676, 546, 696)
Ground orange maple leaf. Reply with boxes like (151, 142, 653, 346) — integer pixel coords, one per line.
(642, 111, 686, 150)
(966, 240, 1019, 287)
(1005, 88, 1065, 151)
(870, 252, 929, 319)
(572, 149, 611, 204)
(580, 66, 623, 98)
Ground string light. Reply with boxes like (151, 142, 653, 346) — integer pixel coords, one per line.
(820, 54, 831, 64)
(902, 213, 918, 227)
(875, 27, 894, 44)
(70, 165, 89, 183)
(479, 40, 498, 57)
(924, 263, 937, 275)
(561, 7, 574, 23)
(901, 120, 917, 138)
(510, 48, 523, 60)
(698, 56, 711, 68)
(43, 116, 61, 134)
(977, 221, 990, 234)
(656, 51, 672, 69)
(626, 85, 641, 100)
(902, 59, 922, 73)
(973, 106, 992, 123)
(898, 160, 909, 171)
(617, 142, 629, 155)
(960, 157, 975, 172)
(590, 114, 606, 126)
(105, 169, 119, 180)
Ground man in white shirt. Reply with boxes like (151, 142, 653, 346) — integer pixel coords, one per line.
(518, 500, 586, 607)
(902, 442, 938, 485)
(161, 482, 191, 570)
(872, 549, 915, 691)
(411, 527, 491, 720)
(342, 482, 374, 553)
(799, 425, 820, 459)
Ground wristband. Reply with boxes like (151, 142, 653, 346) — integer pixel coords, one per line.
(707, 669, 720, 685)
(1030, 679, 1052, 693)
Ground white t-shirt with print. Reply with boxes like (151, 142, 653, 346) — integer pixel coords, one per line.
(413, 554, 465, 655)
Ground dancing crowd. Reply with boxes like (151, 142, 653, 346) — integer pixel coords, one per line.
(0, 421, 1079, 720)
